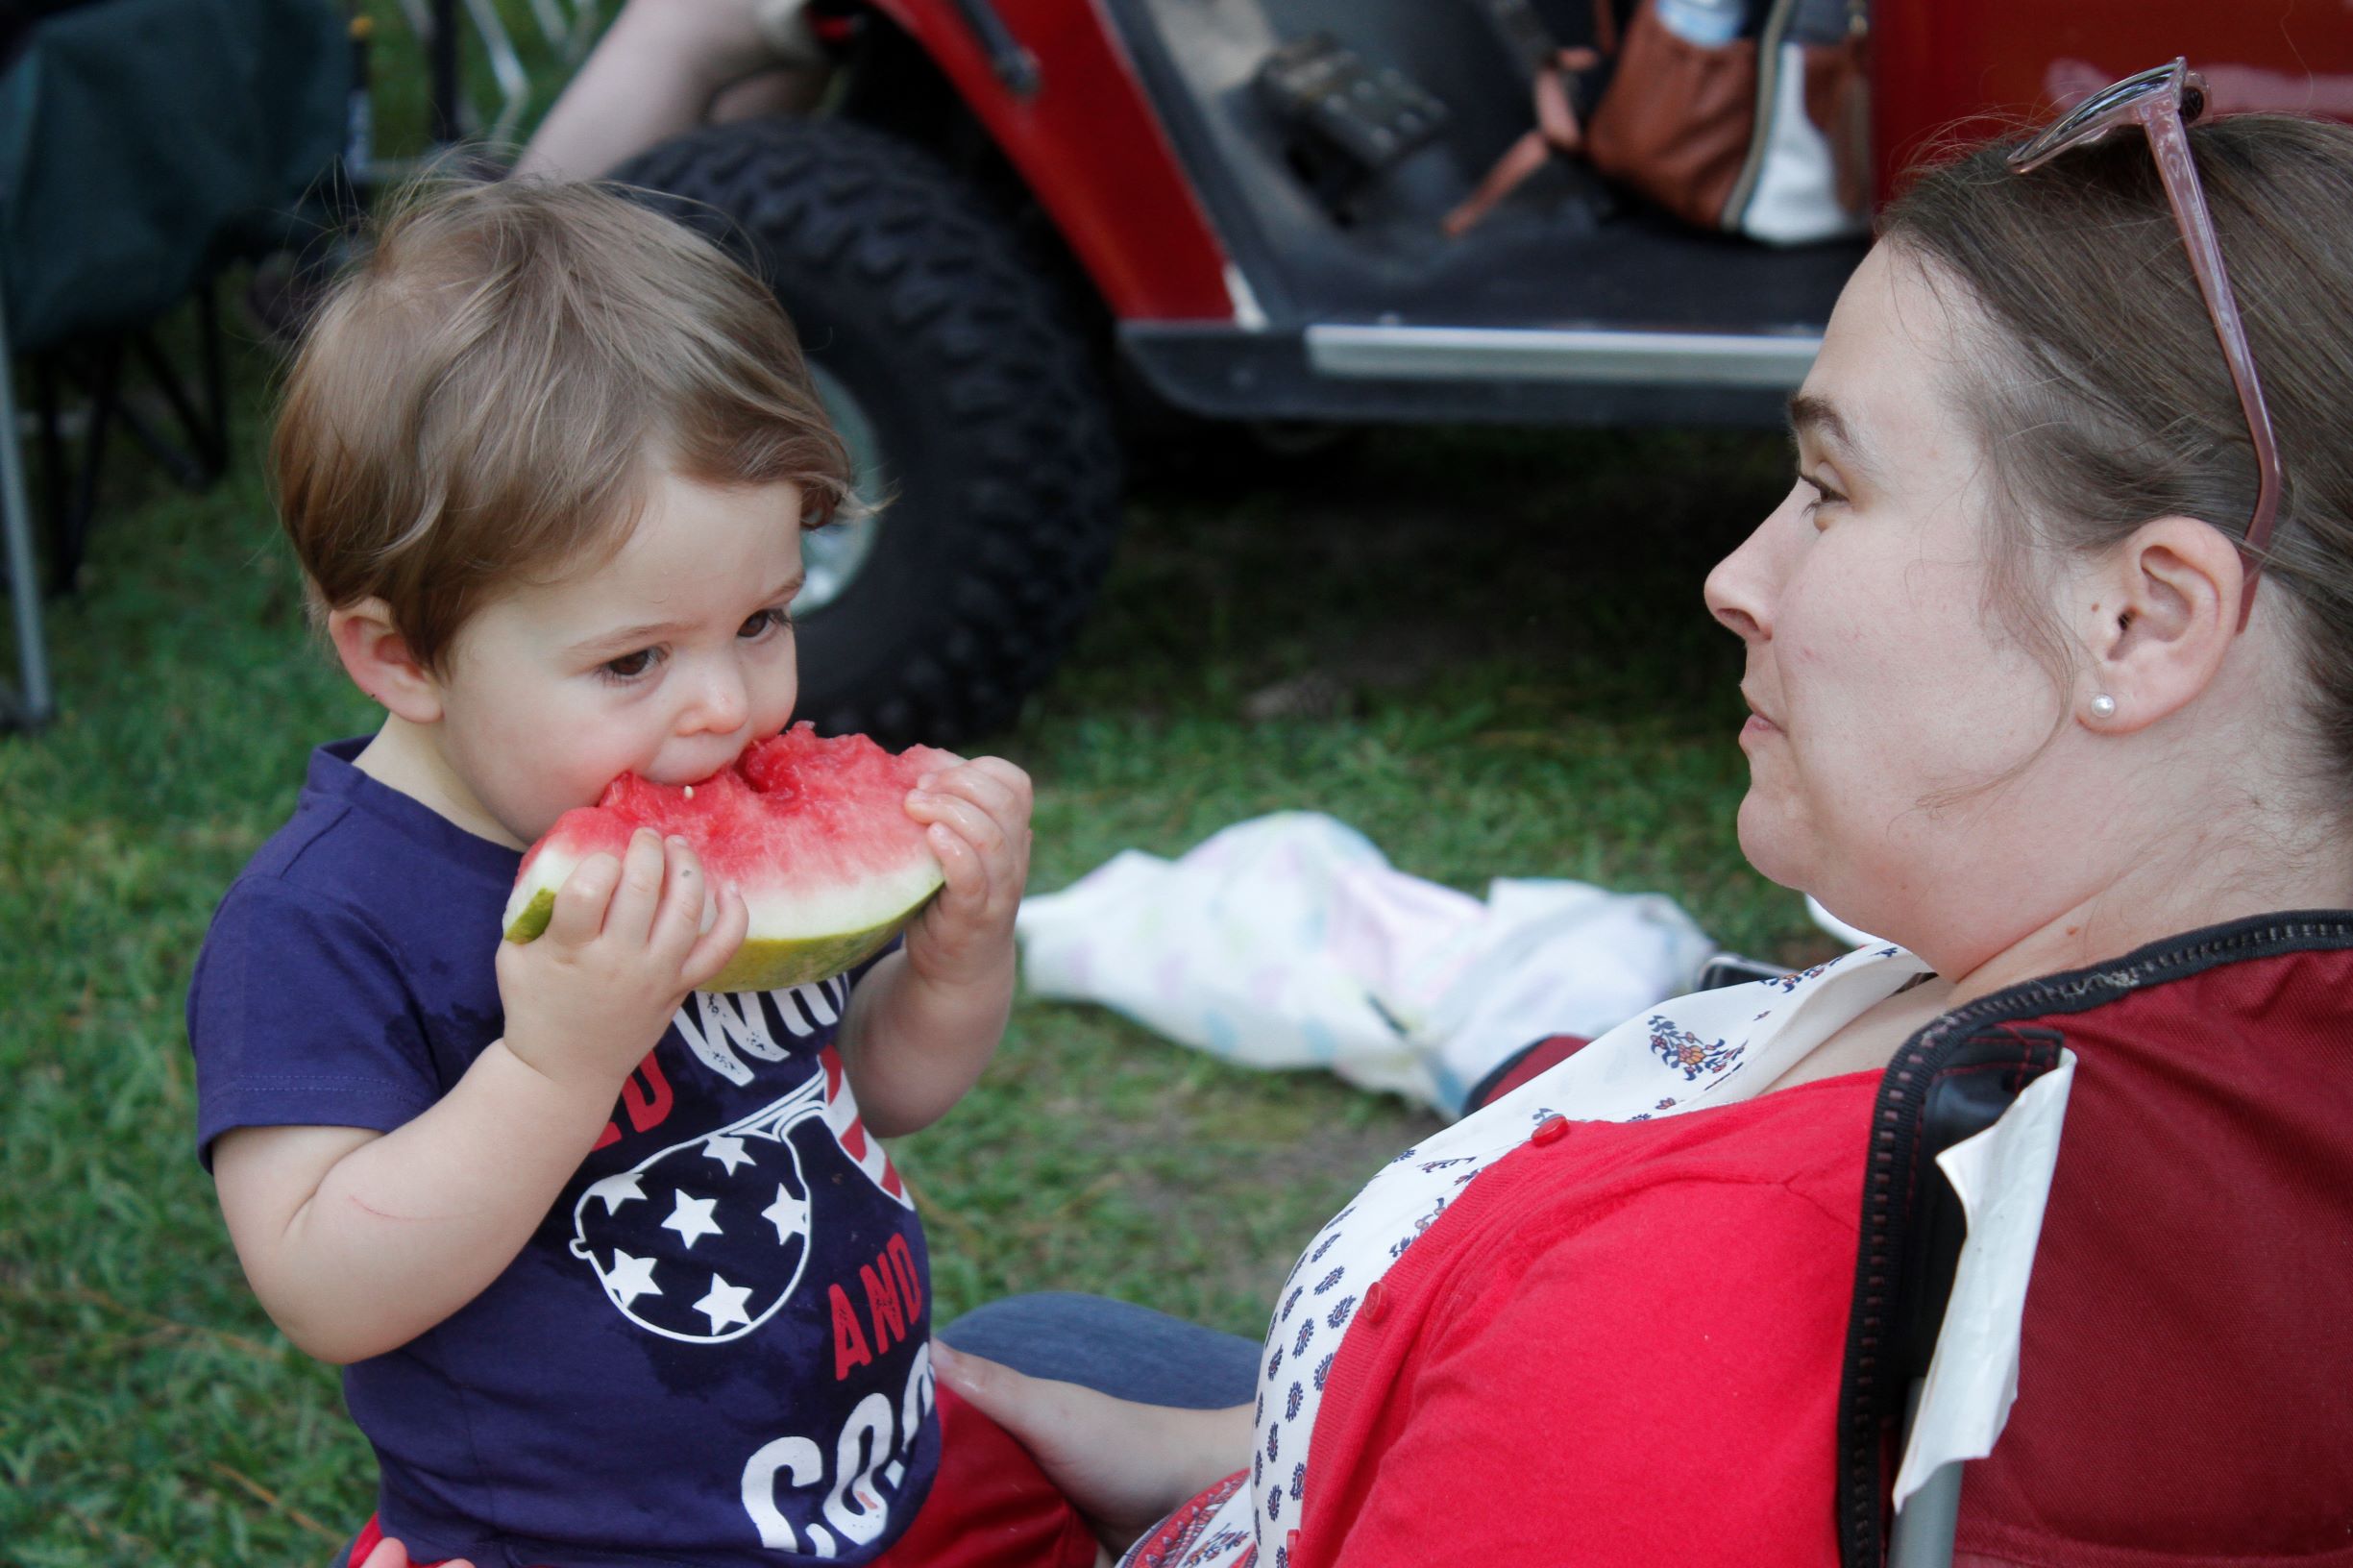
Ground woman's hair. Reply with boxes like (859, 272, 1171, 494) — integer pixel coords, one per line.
(271, 177, 851, 674)
(1878, 114, 2353, 804)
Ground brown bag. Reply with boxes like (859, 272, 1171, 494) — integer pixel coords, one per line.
(1584, 3, 1760, 229)
(1592, 0, 1869, 242)
(1454, 0, 1871, 245)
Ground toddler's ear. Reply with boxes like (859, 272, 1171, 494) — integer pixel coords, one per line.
(328, 599, 445, 724)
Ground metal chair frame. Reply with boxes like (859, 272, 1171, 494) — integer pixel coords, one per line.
(3, 282, 228, 731)
(2, 290, 51, 728)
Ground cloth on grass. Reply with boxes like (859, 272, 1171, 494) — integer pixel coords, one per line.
(1015, 812, 1715, 1116)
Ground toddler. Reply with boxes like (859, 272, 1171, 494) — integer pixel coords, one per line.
(187, 181, 1080, 1568)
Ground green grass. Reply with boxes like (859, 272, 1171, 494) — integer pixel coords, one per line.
(0, 22, 1837, 1558)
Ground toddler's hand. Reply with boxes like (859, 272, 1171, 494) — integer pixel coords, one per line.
(901, 756, 1032, 991)
(497, 829, 748, 1092)
(361, 1537, 478, 1568)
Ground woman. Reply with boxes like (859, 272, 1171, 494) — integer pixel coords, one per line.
(924, 86, 2353, 1568)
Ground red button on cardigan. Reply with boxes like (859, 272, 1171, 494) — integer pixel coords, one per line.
(1532, 1115, 1571, 1145)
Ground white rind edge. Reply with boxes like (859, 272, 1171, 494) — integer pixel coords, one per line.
(502, 847, 584, 933)
(738, 856, 946, 937)
(502, 845, 944, 939)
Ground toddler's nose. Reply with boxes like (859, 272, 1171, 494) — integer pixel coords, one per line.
(678, 659, 750, 736)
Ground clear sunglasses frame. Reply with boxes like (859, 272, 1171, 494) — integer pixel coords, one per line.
(2008, 58, 2282, 625)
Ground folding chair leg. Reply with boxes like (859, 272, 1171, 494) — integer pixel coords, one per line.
(128, 280, 231, 485)
(2, 300, 56, 730)
(56, 342, 117, 592)
(1889, 1379, 1964, 1568)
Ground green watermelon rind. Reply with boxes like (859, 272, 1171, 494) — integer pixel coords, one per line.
(700, 889, 941, 992)
(503, 888, 560, 944)
(501, 873, 944, 992)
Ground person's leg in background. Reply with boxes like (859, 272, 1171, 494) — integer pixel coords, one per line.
(514, 0, 828, 181)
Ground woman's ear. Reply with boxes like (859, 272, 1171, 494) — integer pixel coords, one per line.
(327, 599, 445, 724)
(2077, 517, 2245, 733)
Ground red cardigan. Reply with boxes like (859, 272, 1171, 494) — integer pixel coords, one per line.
(1289, 1069, 1883, 1568)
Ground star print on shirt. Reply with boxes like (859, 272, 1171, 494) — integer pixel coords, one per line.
(701, 1135, 754, 1174)
(695, 1274, 755, 1333)
(662, 1190, 724, 1248)
(762, 1184, 809, 1244)
(586, 1171, 647, 1215)
(605, 1249, 661, 1307)
(565, 1078, 828, 1343)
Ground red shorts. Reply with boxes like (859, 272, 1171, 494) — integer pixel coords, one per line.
(347, 1383, 1096, 1568)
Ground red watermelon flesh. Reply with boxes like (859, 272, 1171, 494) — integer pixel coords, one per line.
(502, 723, 952, 992)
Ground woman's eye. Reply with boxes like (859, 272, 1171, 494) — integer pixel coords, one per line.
(601, 648, 659, 681)
(1800, 475, 1847, 520)
(740, 607, 793, 639)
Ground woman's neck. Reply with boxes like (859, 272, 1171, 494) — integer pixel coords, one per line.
(1937, 817, 2353, 1007)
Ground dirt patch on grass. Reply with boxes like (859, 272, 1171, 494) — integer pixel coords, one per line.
(1064, 1084, 1444, 1315)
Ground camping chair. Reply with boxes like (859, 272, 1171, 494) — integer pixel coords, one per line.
(0, 0, 347, 729)
(1830, 1018, 2065, 1568)
(1486, 925, 2353, 1565)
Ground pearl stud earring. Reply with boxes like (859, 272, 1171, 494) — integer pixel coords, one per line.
(2089, 693, 2118, 721)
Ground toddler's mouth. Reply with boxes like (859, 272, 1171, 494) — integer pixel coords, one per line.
(639, 724, 794, 793)
(641, 754, 743, 793)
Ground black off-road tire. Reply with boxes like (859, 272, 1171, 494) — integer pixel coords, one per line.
(613, 117, 1123, 746)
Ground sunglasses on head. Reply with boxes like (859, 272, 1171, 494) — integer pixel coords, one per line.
(2007, 58, 2281, 629)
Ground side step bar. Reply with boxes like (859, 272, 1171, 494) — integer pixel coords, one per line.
(1305, 323, 1822, 389)
(1119, 321, 1822, 429)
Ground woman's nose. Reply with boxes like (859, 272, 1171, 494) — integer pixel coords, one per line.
(1703, 550, 1767, 642)
(1704, 493, 1798, 641)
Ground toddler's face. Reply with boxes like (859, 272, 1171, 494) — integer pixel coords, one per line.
(427, 470, 807, 847)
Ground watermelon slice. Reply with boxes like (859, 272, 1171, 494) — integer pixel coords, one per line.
(502, 723, 951, 992)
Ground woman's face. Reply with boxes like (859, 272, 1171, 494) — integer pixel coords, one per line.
(1703, 244, 2079, 951)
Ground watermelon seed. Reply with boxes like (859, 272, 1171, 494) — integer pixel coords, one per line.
(684, 785, 696, 800)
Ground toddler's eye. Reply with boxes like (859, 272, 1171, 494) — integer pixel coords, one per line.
(601, 648, 659, 681)
(740, 607, 793, 639)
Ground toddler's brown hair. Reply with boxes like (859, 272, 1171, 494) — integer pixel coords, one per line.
(271, 177, 850, 674)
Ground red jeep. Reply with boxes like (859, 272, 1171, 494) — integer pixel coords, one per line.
(607, 0, 2352, 743)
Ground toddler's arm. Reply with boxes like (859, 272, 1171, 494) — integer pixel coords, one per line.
(212, 831, 745, 1363)
(835, 756, 1032, 1137)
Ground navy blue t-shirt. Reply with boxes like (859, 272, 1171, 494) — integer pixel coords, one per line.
(187, 740, 940, 1567)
